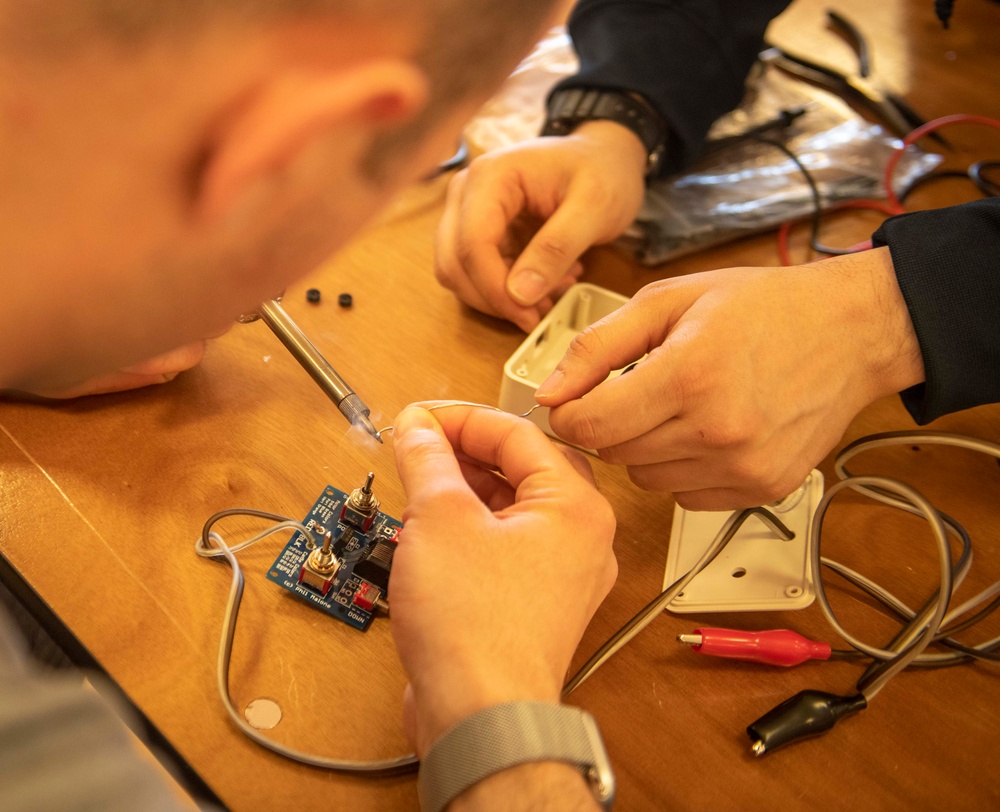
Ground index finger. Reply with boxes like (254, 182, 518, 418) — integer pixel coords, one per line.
(534, 294, 663, 408)
(403, 402, 596, 499)
(452, 170, 543, 330)
(549, 349, 685, 450)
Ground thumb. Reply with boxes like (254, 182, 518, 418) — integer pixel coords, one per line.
(506, 196, 609, 307)
(534, 280, 696, 406)
(392, 407, 478, 513)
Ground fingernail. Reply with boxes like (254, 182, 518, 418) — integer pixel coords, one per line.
(535, 369, 564, 399)
(508, 270, 548, 305)
(393, 407, 440, 437)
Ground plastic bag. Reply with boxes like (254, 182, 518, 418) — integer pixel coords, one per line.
(464, 28, 940, 265)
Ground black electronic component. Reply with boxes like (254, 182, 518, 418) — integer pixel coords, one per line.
(332, 525, 356, 557)
(353, 539, 396, 593)
(935, 0, 954, 29)
(338, 292, 353, 308)
(306, 288, 321, 303)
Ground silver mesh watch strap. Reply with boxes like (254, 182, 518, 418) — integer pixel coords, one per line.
(418, 701, 615, 812)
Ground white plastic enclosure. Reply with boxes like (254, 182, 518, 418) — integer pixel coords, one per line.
(663, 470, 823, 613)
(499, 283, 630, 444)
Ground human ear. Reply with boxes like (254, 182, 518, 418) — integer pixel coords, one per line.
(194, 59, 429, 224)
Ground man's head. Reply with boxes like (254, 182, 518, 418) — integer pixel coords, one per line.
(0, 0, 557, 393)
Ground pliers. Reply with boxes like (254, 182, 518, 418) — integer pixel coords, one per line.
(761, 9, 948, 147)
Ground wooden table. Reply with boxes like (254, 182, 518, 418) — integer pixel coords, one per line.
(2, 1, 998, 809)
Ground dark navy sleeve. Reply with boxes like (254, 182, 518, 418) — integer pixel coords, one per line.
(871, 198, 1000, 423)
(553, 0, 792, 174)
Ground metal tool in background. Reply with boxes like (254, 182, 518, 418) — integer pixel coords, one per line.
(762, 9, 949, 147)
(240, 299, 382, 442)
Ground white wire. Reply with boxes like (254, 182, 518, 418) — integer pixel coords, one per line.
(195, 520, 314, 557)
(194, 430, 1000, 760)
(565, 431, 1000, 702)
(197, 519, 418, 774)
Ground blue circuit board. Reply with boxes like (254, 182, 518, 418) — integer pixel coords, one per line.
(265, 485, 401, 631)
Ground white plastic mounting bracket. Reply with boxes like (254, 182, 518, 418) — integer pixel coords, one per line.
(499, 283, 631, 450)
(663, 470, 824, 613)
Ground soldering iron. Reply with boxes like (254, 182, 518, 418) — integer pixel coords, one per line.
(240, 298, 381, 442)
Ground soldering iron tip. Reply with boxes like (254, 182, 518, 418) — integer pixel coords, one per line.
(351, 412, 382, 444)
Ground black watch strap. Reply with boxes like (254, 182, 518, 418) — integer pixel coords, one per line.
(542, 88, 669, 177)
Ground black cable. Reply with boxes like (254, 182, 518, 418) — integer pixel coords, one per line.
(935, 0, 955, 29)
(897, 169, 975, 203)
(754, 136, 826, 253)
(939, 593, 1000, 637)
(969, 160, 1000, 197)
(753, 136, 859, 257)
(896, 161, 1000, 204)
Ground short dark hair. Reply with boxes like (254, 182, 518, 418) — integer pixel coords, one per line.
(6, 0, 557, 179)
(372, 0, 558, 180)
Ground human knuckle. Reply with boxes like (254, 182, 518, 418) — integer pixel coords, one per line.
(453, 232, 479, 267)
(592, 498, 617, 539)
(532, 233, 574, 264)
(726, 457, 793, 506)
(626, 465, 661, 493)
(566, 410, 605, 451)
(565, 326, 605, 364)
(700, 415, 755, 450)
(726, 454, 769, 487)
(596, 444, 623, 465)
(464, 156, 492, 181)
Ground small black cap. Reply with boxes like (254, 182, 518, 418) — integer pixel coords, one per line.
(338, 292, 353, 308)
(306, 288, 321, 303)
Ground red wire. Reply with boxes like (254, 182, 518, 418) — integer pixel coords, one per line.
(779, 113, 1000, 265)
(883, 113, 1000, 210)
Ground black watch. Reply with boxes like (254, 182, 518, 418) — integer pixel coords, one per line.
(541, 88, 669, 178)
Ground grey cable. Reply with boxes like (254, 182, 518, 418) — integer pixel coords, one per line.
(196, 517, 418, 775)
(812, 431, 1000, 697)
(562, 508, 796, 695)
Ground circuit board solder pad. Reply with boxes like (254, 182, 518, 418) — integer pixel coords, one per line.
(266, 484, 400, 631)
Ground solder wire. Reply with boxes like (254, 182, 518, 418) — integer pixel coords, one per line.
(196, 510, 419, 775)
(375, 400, 542, 440)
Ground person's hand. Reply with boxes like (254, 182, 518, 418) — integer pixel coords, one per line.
(535, 249, 926, 511)
(3, 342, 206, 400)
(389, 404, 617, 756)
(435, 121, 648, 332)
